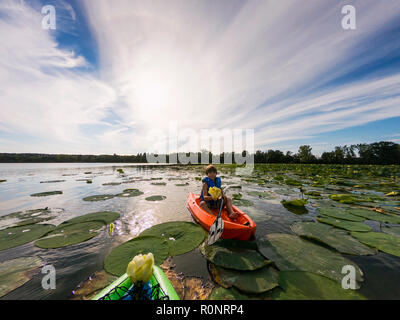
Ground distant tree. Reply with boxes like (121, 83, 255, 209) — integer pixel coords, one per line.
(297, 145, 315, 163)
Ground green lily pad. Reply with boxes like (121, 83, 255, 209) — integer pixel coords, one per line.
(347, 208, 400, 224)
(381, 226, 400, 237)
(305, 191, 321, 197)
(116, 189, 144, 198)
(102, 182, 122, 186)
(232, 199, 254, 207)
(257, 233, 363, 284)
(82, 194, 115, 202)
(209, 286, 252, 300)
(0, 208, 53, 229)
(350, 231, 400, 258)
(140, 222, 205, 256)
(316, 216, 372, 232)
(272, 271, 366, 300)
(291, 222, 376, 255)
(329, 194, 357, 204)
(59, 211, 120, 227)
(145, 195, 166, 201)
(31, 191, 63, 197)
(0, 257, 43, 298)
(151, 182, 167, 186)
(200, 239, 269, 271)
(40, 180, 66, 184)
(104, 236, 169, 276)
(0, 224, 55, 251)
(246, 191, 275, 199)
(209, 264, 279, 294)
(281, 199, 308, 207)
(285, 179, 303, 187)
(34, 221, 104, 249)
(175, 183, 189, 186)
(0, 180, 6, 183)
(317, 207, 364, 222)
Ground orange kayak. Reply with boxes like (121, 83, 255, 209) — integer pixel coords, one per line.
(186, 192, 256, 241)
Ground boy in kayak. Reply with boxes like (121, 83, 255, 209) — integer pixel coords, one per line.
(199, 165, 238, 219)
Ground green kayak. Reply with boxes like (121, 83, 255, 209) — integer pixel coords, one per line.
(92, 266, 180, 300)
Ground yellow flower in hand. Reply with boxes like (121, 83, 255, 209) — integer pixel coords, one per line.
(209, 186, 222, 200)
(126, 253, 154, 284)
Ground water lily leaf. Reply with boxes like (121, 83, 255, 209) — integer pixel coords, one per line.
(209, 263, 278, 294)
(272, 271, 366, 300)
(200, 239, 269, 271)
(34, 221, 104, 249)
(116, 189, 143, 197)
(209, 286, 252, 300)
(317, 207, 364, 222)
(0, 180, 6, 183)
(246, 191, 275, 199)
(350, 231, 400, 258)
(0, 224, 55, 251)
(347, 208, 400, 224)
(151, 182, 167, 186)
(59, 211, 120, 227)
(175, 183, 189, 186)
(305, 191, 321, 197)
(257, 233, 363, 284)
(104, 236, 169, 276)
(281, 199, 308, 207)
(0, 257, 43, 298)
(291, 222, 376, 255)
(102, 182, 121, 186)
(232, 199, 254, 207)
(329, 194, 357, 204)
(285, 179, 303, 187)
(71, 271, 118, 300)
(0, 208, 53, 229)
(40, 180, 65, 184)
(140, 221, 205, 256)
(317, 216, 371, 232)
(82, 194, 115, 202)
(31, 191, 63, 197)
(381, 226, 400, 237)
(145, 195, 166, 201)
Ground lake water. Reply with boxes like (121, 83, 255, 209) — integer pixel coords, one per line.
(0, 163, 400, 299)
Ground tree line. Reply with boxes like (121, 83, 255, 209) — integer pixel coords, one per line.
(0, 141, 398, 165)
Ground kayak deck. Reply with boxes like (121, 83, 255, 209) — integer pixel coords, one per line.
(186, 192, 256, 241)
(92, 266, 179, 300)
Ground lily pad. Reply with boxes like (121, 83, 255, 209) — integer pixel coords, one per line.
(175, 183, 189, 186)
(34, 221, 104, 249)
(209, 263, 279, 294)
(102, 182, 121, 186)
(31, 191, 63, 197)
(291, 222, 376, 255)
(104, 236, 169, 276)
(381, 226, 400, 237)
(0, 224, 55, 251)
(200, 239, 269, 271)
(257, 233, 363, 284)
(272, 271, 366, 300)
(317, 207, 364, 222)
(316, 216, 372, 232)
(116, 189, 144, 198)
(145, 195, 166, 201)
(0, 180, 6, 183)
(40, 180, 66, 184)
(232, 199, 254, 207)
(0, 208, 53, 229)
(0, 257, 43, 298)
(246, 191, 275, 199)
(350, 231, 400, 258)
(347, 208, 400, 224)
(59, 211, 120, 227)
(139, 221, 205, 256)
(329, 194, 357, 204)
(82, 194, 115, 202)
(151, 182, 167, 186)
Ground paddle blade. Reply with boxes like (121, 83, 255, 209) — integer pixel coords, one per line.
(207, 217, 224, 246)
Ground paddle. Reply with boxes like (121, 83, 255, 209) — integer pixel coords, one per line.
(207, 185, 231, 246)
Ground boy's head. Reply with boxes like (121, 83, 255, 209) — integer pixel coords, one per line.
(205, 164, 217, 179)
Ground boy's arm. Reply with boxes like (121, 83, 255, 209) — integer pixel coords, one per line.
(202, 182, 213, 201)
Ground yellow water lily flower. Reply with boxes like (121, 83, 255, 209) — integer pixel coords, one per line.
(208, 187, 222, 200)
(126, 253, 154, 284)
(109, 223, 115, 236)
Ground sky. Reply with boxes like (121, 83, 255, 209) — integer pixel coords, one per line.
(0, 0, 400, 156)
